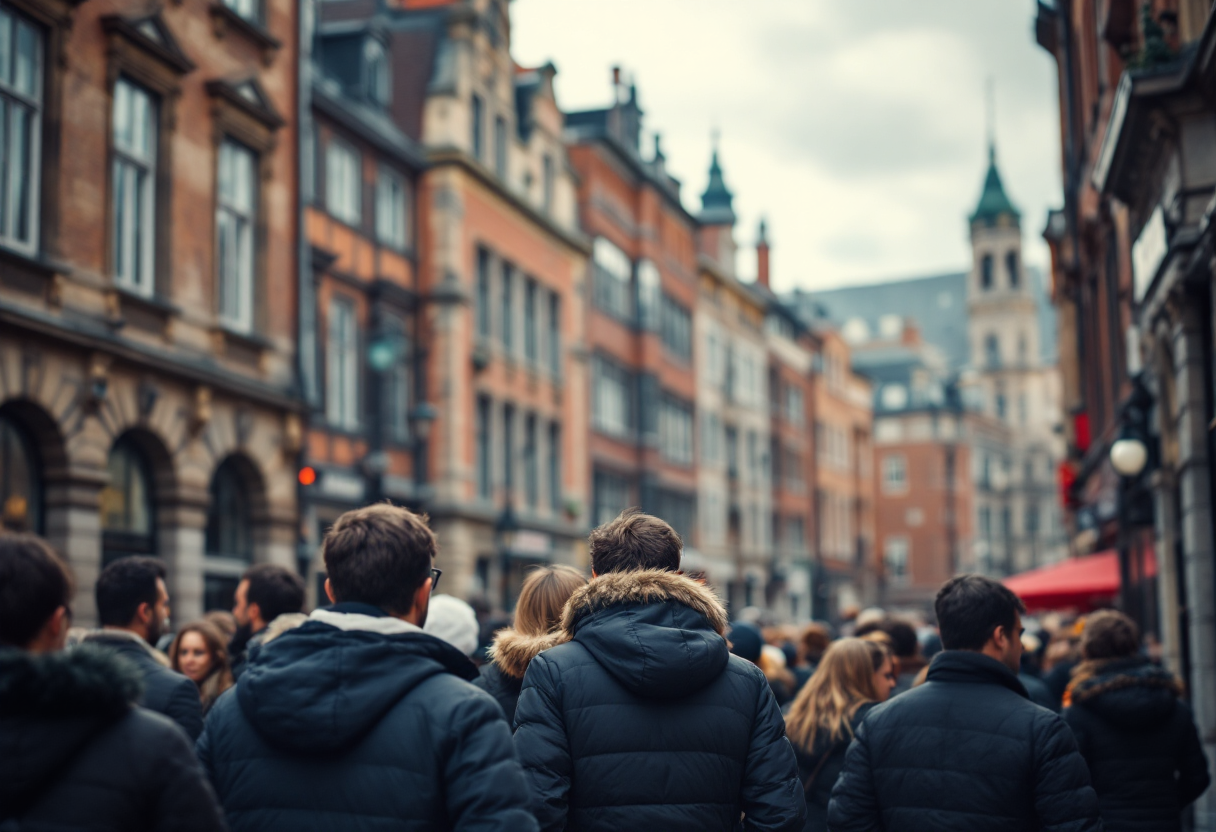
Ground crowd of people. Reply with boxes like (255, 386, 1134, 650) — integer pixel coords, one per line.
(0, 505, 1210, 831)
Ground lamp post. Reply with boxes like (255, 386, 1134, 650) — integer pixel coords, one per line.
(1109, 377, 1155, 627)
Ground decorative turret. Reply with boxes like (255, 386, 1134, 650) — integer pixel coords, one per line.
(970, 142, 1020, 227)
(699, 141, 736, 227)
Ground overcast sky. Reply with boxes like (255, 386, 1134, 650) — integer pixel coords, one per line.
(511, 0, 1062, 293)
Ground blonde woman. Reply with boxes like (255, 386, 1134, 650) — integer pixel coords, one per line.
(473, 564, 586, 724)
(785, 638, 896, 832)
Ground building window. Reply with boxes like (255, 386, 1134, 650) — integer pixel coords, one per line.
(111, 78, 158, 296)
(1007, 251, 1019, 288)
(996, 392, 1007, 421)
(592, 355, 633, 438)
(700, 412, 720, 465)
(524, 278, 538, 365)
(659, 396, 694, 466)
(470, 93, 484, 160)
(100, 436, 155, 567)
(502, 404, 515, 493)
(0, 412, 41, 534)
(523, 413, 538, 508)
(725, 425, 738, 480)
(0, 6, 42, 254)
(660, 294, 692, 362)
(637, 259, 661, 330)
(375, 167, 409, 250)
(222, 0, 261, 23)
(494, 115, 507, 178)
(985, 334, 1000, 368)
(205, 458, 252, 563)
(592, 236, 632, 320)
(364, 38, 390, 108)
(326, 297, 360, 429)
(882, 454, 907, 493)
(547, 291, 561, 377)
(216, 139, 257, 331)
(542, 153, 553, 215)
(593, 470, 630, 526)
(548, 422, 561, 512)
(382, 314, 410, 444)
(500, 262, 515, 353)
(884, 537, 909, 585)
(785, 386, 805, 426)
(326, 139, 361, 225)
(981, 254, 993, 290)
(476, 246, 492, 339)
(1026, 503, 1040, 535)
(476, 395, 492, 499)
(656, 489, 695, 541)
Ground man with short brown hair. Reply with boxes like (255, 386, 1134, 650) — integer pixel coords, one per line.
(199, 503, 536, 832)
(513, 509, 805, 832)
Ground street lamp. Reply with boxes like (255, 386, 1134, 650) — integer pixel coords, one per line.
(1110, 437, 1148, 477)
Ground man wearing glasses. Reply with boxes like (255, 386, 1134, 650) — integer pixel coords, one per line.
(198, 504, 537, 832)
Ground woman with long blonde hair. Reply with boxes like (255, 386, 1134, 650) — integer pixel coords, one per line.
(785, 638, 896, 832)
(473, 564, 586, 724)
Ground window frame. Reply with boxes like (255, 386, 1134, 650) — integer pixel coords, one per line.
(109, 76, 159, 297)
(375, 165, 409, 251)
(325, 137, 362, 226)
(0, 5, 43, 256)
(592, 354, 635, 439)
(326, 295, 361, 430)
(882, 453, 908, 493)
(470, 92, 484, 161)
(216, 137, 258, 332)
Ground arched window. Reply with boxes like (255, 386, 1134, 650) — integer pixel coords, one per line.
(981, 254, 994, 290)
(0, 413, 42, 534)
(204, 458, 255, 612)
(365, 38, 390, 109)
(101, 436, 155, 566)
(985, 334, 1000, 368)
(1007, 251, 1019, 289)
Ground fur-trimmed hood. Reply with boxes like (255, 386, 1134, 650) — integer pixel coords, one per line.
(1070, 656, 1181, 728)
(488, 628, 566, 681)
(556, 569, 732, 700)
(0, 646, 142, 803)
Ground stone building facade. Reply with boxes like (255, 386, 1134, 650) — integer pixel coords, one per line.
(0, 0, 300, 623)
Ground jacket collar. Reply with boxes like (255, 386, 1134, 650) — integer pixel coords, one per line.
(488, 627, 566, 680)
(562, 569, 730, 636)
(83, 628, 170, 667)
(926, 650, 1029, 698)
(309, 605, 424, 636)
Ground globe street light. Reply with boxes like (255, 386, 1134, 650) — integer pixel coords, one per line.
(1110, 437, 1149, 478)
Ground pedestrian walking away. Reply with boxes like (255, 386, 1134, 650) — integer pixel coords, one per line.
(513, 509, 806, 832)
(785, 638, 895, 832)
(228, 563, 305, 681)
(198, 504, 537, 832)
(828, 574, 1102, 832)
(475, 564, 586, 725)
(83, 555, 205, 741)
(1063, 610, 1210, 832)
(0, 533, 227, 832)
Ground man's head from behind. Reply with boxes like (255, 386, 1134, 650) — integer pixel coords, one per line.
(0, 533, 73, 653)
(322, 503, 437, 624)
(588, 509, 681, 575)
(96, 556, 170, 645)
(935, 574, 1026, 673)
(233, 563, 305, 634)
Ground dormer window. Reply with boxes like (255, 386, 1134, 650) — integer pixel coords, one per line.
(365, 38, 389, 109)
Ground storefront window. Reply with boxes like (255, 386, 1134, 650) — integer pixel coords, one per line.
(0, 413, 41, 533)
(100, 436, 154, 566)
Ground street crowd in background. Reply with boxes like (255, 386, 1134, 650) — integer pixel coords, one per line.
(0, 507, 1211, 831)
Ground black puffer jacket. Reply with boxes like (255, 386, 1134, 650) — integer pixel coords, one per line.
(0, 646, 226, 831)
(828, 650, 1101, 832)
(198, 603, 537, 832)
(473, 626, 561, 726)
(792, 702, 876, 832)
(85, 630, 204, 741)
(1063, 657, 1210, 832)
(513, 569, 805, 832)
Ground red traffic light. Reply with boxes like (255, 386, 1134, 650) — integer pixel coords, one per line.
(298, 466, 317, 486)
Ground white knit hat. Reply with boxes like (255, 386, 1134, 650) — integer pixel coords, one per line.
(423, 594, 479, 656)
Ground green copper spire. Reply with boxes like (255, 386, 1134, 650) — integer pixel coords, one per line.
(970, 142, 1020, 225)
(700, 135, 736, 226)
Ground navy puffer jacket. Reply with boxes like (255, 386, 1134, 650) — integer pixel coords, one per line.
(513, 569, 805, 832)
(1064, 657, 1210, 832)
(198, 603, 537, 832)
(828, 650, 1102, 832)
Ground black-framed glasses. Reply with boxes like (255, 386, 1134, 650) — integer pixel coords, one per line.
(430, 568, 442, 592)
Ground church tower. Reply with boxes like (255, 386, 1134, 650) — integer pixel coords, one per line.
(698, 139, 737, 278)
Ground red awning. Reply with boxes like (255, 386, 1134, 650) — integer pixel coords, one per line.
(1003, 549, 1157, 612)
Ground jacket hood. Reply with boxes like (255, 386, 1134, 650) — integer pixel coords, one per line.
(560, 570, 731, 699)
(236, 607, 478, 754)
(488, 627, 565, 680)
(925, 650, 1030, 698)
(0, 646, 141, 804)
(1070, 657, 1181, 728)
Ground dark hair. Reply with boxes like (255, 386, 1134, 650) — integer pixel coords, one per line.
(588, 508, 681, 574)
(935, 574, 1026, 651)
(854, 618, 919, 659)
(0, 534, 73, 648)
(322, 503, 436, 615)
(95, 556, 165, 627)
(1080, 610, 1139, 660)
(241, 563, 305, 623)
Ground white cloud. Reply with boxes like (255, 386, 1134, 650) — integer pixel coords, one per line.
(511, 0, 1062, 292)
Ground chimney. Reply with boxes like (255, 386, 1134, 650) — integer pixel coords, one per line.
(756, 218, 770, 289)
(611, 66, 622, 103)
